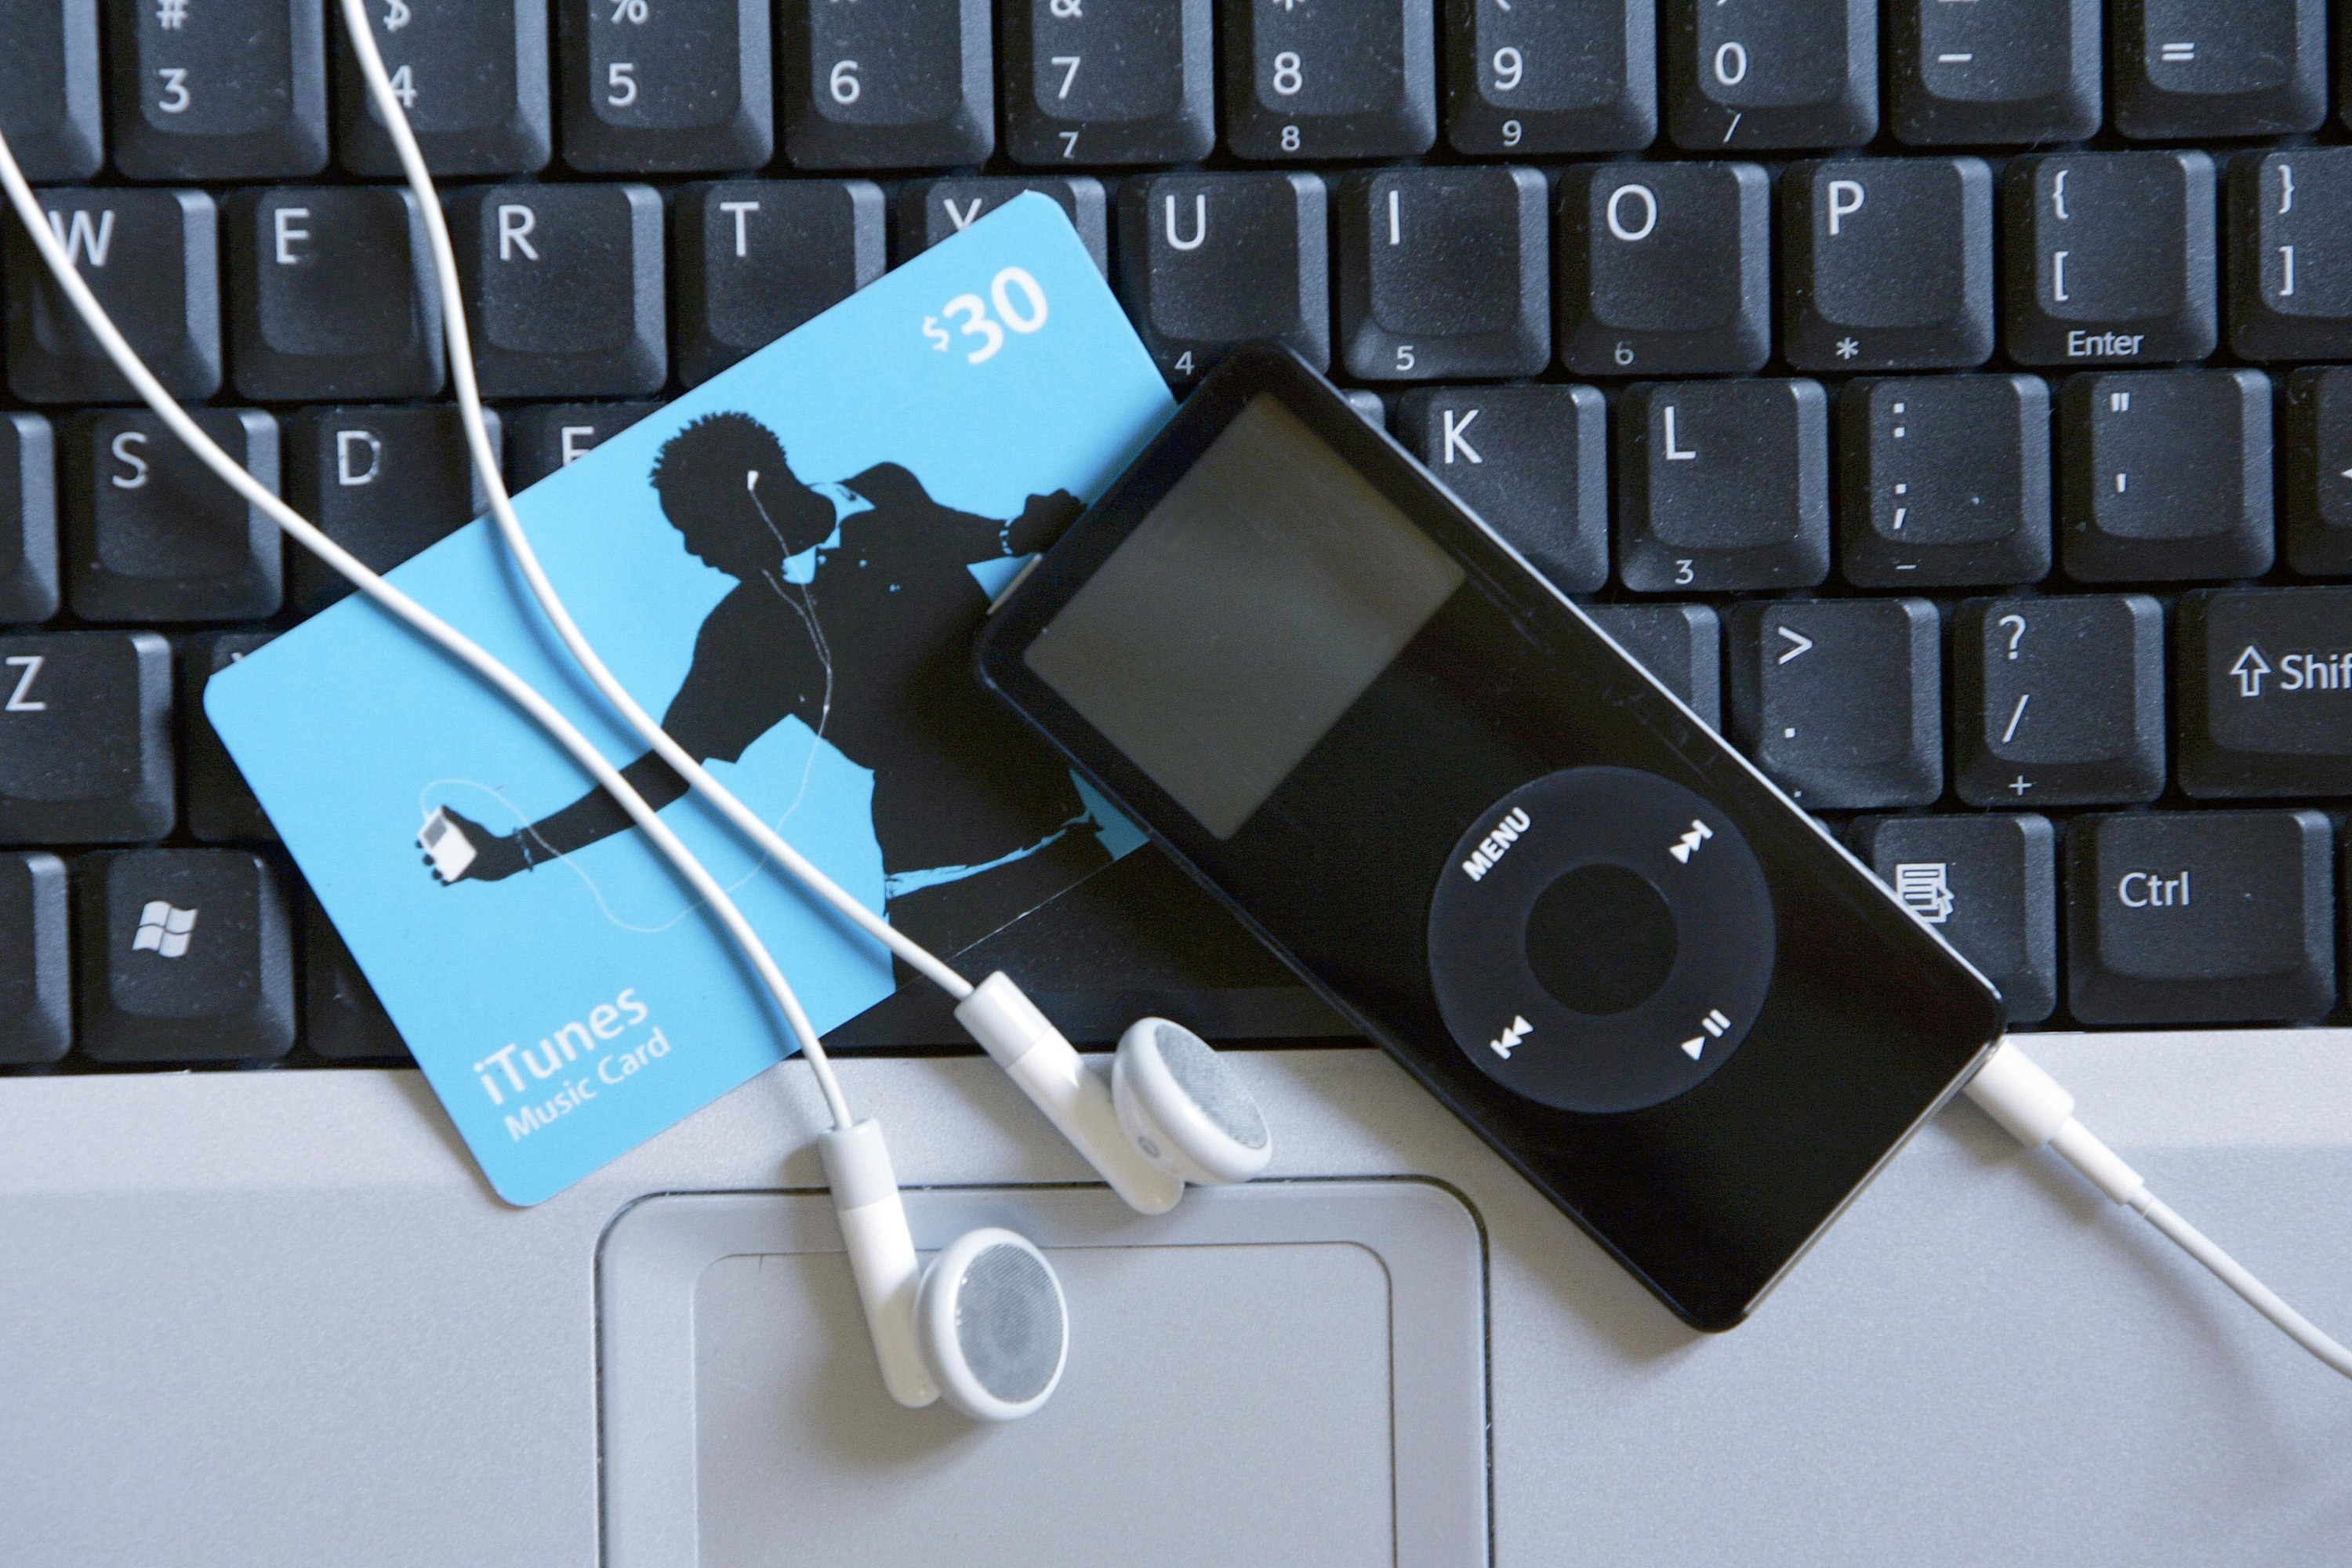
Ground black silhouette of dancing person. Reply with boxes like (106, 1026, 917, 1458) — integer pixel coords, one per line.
(428, 412, 1105, 962)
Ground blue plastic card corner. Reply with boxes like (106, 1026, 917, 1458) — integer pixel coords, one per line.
(207, 196, 1174, 1204)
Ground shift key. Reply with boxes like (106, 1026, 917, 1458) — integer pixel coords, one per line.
(2177, 586, 2352, 797)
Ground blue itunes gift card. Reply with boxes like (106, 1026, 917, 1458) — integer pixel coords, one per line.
(209, 198, 1174, 1203)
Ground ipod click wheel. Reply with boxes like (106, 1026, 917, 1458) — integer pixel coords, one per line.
(1427, 767, 1777, 1116)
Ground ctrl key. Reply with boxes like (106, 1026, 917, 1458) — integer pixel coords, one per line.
(2065, 811, 2336, 1026)
(73, 848, 296, 1063)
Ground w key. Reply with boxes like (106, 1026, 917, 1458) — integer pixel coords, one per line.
(560, 0, 770, 172)
(105, 0, 328, 179)
(0, 631, 173, 845)
(1953, 594, 2165, 808)
(3, 187, 220, 405)
(2177, 586, 2352, 799)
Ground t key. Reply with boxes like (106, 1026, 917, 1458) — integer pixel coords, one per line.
(74, 847, 297, 1062)
(1617, 379, 1830, 593)
(1780, 157, 1993, 373)
(1952, 594, 2165, 808)
(1337, 167, 1549, 381)
(2227, 150, 2352, 363)
(1221, 0, 1437, 161)
(1398, 384, 1608, 593)
(2176, 586, 2352, 799)
(1728, 598, 1942, 810)
(226, 187, 443, 402)
(0, 414, 60, 625)
(2110, 0, 2325, 141)
(559, 0, 770, 173)
(1002, 0, 1214, 166)
(1664, 0, 1875, 151)
(1886, 0, 2100, 147)
(782, 0, 993, 169)
(675, 180, 885, 388)
(1116, 172, 1330, 385)
(2058, 369, 2273, 583)
(283, 406, 498, 613)
(1442, 0, 1656, 157)
(2, 187, 220, 405)
(0, 631, 173, 844)
(1555, 162, 1769, 378)
(0, 0, 103, 180)
(334, 0, 553, 177)
(2001, 152, 2218, 368)
(1838, 375, 2051, 589)
(446, 183, 666, 398)
(104, 0, 327, 180)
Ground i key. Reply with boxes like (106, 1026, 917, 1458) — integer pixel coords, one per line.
(1728, 598, 1942, 810)
(0, 851, 71, 1062)
(66, 410, 281, 623)
(1337, 168, 1549, 382)
(178, 631, 274, 841)
(895, 178, 1109, 274)
(1838, 376, 2050, 589)
(227, 187, 442, 403)
(560, 0, 770, 173)
(1555, 162, 1769, 378)
(2228, 151, 2352, 363)
(0, 0, 103, 179)
(1116, 172, 1330, 385)
(447, 184, 665, 399)
(1221, 0, 1437, 161)
(676, 180, 885, 388)
(2111, 0, 2324, 141)
(283, 406, 499, 613)
(104, 0, 327, 180)
(2001, 152, 2218, 368)
(1399, 384, 1608, 593)
(1663, 0, 1875, 151)
(0, 630, 173, 844)
(334, 0, 552, 177)
(1952, 594, 2165, 808)
(1780, 158, 1993, 373)
(1850, 814, 2059, 1025)
(782, 0, 993, 169)
(2058, 370, 2272, 583)
(305, 895, 408, 1060)
(1617, 379, 1830, 593)
(1442, 0, 1656, 157)
(0, 415, 60, 626)
(74, 848, 297, 1062)
(1003, 0, 1214, 166)
(2281, 368, 2352, 576)
(1886, 0, 2100, 147)
(2066, 810, 2336, 1025)
(505, 402, 663, 488)
(2, 187, 220, 405)
(2176, 586, 2352, 799)
(1581, 603, 1721, 731)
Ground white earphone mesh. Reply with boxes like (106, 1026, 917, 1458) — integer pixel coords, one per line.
(1155, 1023, 1269, 1150)
(954, 1243, 1065, 1405)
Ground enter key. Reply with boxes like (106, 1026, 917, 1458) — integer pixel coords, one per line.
(2179, 586, 2352, 797)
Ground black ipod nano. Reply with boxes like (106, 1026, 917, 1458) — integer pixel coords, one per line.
(978, 344, 2005, 1330)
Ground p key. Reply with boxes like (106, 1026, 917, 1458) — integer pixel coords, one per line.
(0, 631, 174, 846)
(1001, 0, 1214, 166)
(557, 0, 770, 172)
(1779, 157, 1994, 373)
(104, 0, 328, 180)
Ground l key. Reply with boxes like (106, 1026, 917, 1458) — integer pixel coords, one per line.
(782, 0, 993, 169)
(0, 631, 174, 845)
(105, 0, 328, 179)
(1002, 0, 1213, 166)
(1617, 379, 1830, 593)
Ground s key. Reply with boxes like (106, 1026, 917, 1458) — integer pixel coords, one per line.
(0, 631, 173, 845)
(104, 0, 328, 180)
(1002, 0, 1214, 166)
(782, 0, 993, 169)
(2176, 586, 2352, 800)
(1664, 0, 1875, 151)
(559, 0, 770, 173)
(65, 409, 281, 623)
(1953, 594, 2165, 808)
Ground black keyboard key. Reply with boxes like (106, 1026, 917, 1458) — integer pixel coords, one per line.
(2, 187, 220, 405)
(74, 847, 296, 1062)
(1729, 598, 1941, 810)
(2176, 586, 2352, 798)
(0, 851, 71, 1062)
(1886, 0, 2099, 147)
(304, 895, 408, 1060)
(781, 0, 992, 169)
(0, 415, 60, 625)
(1849, 813, 2058, 1024)
(2282, 367, 2352, 577)
(283, 405, 495, 612)
(1663, 0, 1875, 151)
(226, 186, 442, 402)
(2111, 0, 2323, 140)
(177, 630, 274, 842)
(2065, 810, 2336, 1025)
(559, 0, 768, 173)
(0, 0, 103, 180)
(2058, 369, 2272, 583)
(1780, 156, 1992, 373)
(1336, 166, 1548, 381)
(334, 0, 552, 177)
(104, 0, 327, 180)
(2227, 150, 2352, 363)
(1617, 379, 1830, 593)
(1442, 0, 1655, 156)
(1115, 172, 1330, 385)
(1581, 602, 1720, 731)
(0, 630, 172, 844)
(1002, 0, 1213, 166)
(445, 183, 665, 398)
(677, 180, 884, 388)
(1953, 593, 2165, 808)
(1399, 384, 1606, 593)
(64, 409, 280, 622)
(1221, 0, 1436, 161)
(1555, 161, 1769, 378)
(895, 177, 1108, 274)
(504, 401, 662, 489)
(1838, 375, 2050, 589)
(2001, 152, 2218, 368)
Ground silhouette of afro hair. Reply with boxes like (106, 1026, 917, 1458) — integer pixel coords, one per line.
(648, 412, 832, 552)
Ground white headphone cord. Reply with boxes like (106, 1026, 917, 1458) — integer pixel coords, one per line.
(1966, 1040, 2352, 1381)
(340, 0, 975, 1004)
(0, 124, 856, 1134)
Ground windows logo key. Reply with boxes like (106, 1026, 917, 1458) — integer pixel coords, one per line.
(132, 901, 199, 960)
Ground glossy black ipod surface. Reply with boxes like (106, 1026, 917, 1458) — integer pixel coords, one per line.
(978, 344, 2005, 1330)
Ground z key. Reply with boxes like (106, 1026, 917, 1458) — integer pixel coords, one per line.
(0, 631, 174, 846)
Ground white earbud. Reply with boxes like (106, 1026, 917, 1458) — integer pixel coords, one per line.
(953, 972, 1273, 1214)
(821, 1118, 1069, 1421)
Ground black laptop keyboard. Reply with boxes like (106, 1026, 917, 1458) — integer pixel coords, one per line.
(1, 0, 2348, 1074)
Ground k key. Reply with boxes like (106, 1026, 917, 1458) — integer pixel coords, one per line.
(1838, 376, 2050, 589)
(1952, 594, 2165, 808)
(2227, 151, 2352, 363)
(2001, 152, 2218, 368)
(334, 0, 553, 177)
(1663, 0, 1875, 151)
(1221, 0, 1437, 161)
(1617, 379, 1830, 593)
(1336, 167, 1549, 382)
(1728, 598, 1942, 811)
(1399, 384, 1607, 593)
(1002, 0, 1214, 166)
(2, 187, 220, 405)
(0, 851, 70, 1063)
(1780, 157, 1993, 373)
(1442, 0, 1656, 157)
(558, 0, 770, 173)
(2176, 586, 2352, 800)
(446, 183, 666, 399)
(226, 187, 443, 403)
(283, 406, 498, 613)
(65, 409, 281, 623)
(0, 0, 103, 180)
(676, 180, 885, 387)
(74, 848, 297, 1062)
(2110, 0, 2325, 141)
(1115, 172, 1330, 384)
(782, 0, 993, 169)
(2058, 370, 2272, 583)
(0, 415, 60, 626)
(0, 631, 174, 845)
(1555, 162, 1769, 378)
(1886, 0, 2099, 147)
(104, 0, 328, 180)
